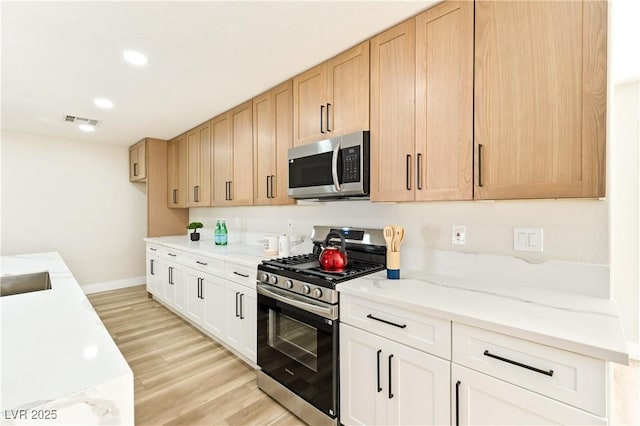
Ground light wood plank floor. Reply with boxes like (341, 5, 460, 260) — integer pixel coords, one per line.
(87, 285, 305, 426)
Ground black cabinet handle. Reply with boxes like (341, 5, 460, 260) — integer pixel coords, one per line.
(326, 103, 331, 132)
(168, 266, 174, 285)
(233, 271, 250, 278)
(270, 175, 276, 198)
(150, 259, 155, 275)
(196, 260, 208, 266)
(149, 247, 157, 251)
(240, 293, 244, 319)
(376, 349, 382, 392)
(478, 144, 483, 187)
(228, 181, 233, 201)
(406, 154, 412, 190)
(194, 185, 200, 203)
(483, 350, 554, 376)
(168, 253, 177, 257)
(417, 153, 423, 190)
(172, 189, 177, 204)
(235, 292, 240, 317)
(388, 354, 394, 399)
(367, 314, 407, 329)
(320, 105, 325, 134)
(455, 380, 461, 426)
(133, 162, 138, 177)
(196, 277, 201, 299)
(266, 175, 271, 198)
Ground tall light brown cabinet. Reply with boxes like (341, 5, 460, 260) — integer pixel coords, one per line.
(129, 138, 188, 237)
(129, 140, 146, 182)
(253, 81, 295, 206)
(186, 122, 212, 207)
(293, 41, 370, 147)
(212, 101, 254, 206)
(474, 0, 607, 199)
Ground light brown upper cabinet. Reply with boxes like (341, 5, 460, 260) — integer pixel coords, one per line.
(186, 122, 212, 207)
(474, 0, 607, 199)
(212, 101, 254, 206)
(167, 133, 188, 208)
(371, 1, 473, 203)
(293, 41, 370, 147)
(129, 140, 146, 182)
(253, 81, 295, 206)
(129, 138, 188, 236)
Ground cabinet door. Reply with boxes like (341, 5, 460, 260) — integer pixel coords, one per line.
(146, 255, 159, 296)
(187, 122, 212, 207)
(184, 269, 204, 324)
(415, 1, 473, 201)
(452, 364, 606, 425)
(370, 19, 416, 202)
(241, 290, 257, 363)
(171, 264, 186, 314)
(340, 324, 387, 425)
(224, 281, 244, 351)
(253, 81, 294, 206)
(293, 63, 327, 146)
(167, 138, 179, 207)
(387, 337, 450, 426)
(162, 262, 174, 305)
(136, 142, 146, 181)
(230, 101, 254, 206)
(177, 134, 189, 207)
(212, 113, 232, 205)
(474, 1, 607, 199)
(326, 41, 370, 138)
(129, 145, 137, 181)
(129, 141, 145, 182)
(203, 274, 225, 338)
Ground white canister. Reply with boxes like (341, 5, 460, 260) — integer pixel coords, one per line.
(278, 234, 291, 257)
(264, 236, 278, 256)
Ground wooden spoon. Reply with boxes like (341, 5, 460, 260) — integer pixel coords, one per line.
(383, 226, 394, 251)
(394, 226, 405, 252)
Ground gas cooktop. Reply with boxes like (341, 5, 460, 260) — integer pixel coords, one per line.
(261, 253, 385, 283)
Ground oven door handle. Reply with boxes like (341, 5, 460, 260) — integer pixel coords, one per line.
(331, 142, 341, 192)
(257, 283, 337, 321)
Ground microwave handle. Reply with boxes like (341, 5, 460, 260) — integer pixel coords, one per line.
(331, 142, 341, 192)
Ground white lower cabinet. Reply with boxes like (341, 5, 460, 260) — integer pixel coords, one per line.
(184, 267, 205, 323)
(203, 275, 225, 338)
(340, 323, 450, 426)
(451, 364, 606, 425)
(146, 254, 160, 296)
(224, 280, 257, 363)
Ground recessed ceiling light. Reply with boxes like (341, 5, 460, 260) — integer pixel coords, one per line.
(94, 98, 113, 109)
(79, 124, 96, 132)
(123, 50, 148, 66)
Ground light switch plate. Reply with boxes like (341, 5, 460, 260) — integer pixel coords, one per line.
(452, 225, 466, 245)
(514, 227, 543, 252)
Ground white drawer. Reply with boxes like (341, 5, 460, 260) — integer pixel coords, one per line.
(147, 244, 161, 255)
(452, 323, 606, 417)
(183, 254, 224, 277)
(225, 262, 256, 289)
(340, 294, 451, 360)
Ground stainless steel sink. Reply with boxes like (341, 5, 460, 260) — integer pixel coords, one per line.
(0, 272, 52, 297)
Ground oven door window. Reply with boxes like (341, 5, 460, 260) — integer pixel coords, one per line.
(269, 310, 318, 371)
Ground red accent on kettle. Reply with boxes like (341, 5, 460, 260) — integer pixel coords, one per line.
(319, 231, 348, 272)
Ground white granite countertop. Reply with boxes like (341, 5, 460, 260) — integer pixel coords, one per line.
(144, 234, 310, 267)
(337, 270, 629, 365)
(0, 252, 133, 423)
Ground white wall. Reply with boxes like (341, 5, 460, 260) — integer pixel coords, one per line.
(1, 131, 147, 286)
(610, 81, 640, 356)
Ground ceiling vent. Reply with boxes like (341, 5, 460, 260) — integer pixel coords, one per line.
(63, 115, 99, 126)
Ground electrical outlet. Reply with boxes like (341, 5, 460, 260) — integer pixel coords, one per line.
(514, 227, 543, 252)
(287, 219, 294, 233)
(452, 225, 466, 245)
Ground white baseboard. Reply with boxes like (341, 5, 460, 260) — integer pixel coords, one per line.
(82, 276, 146, 295)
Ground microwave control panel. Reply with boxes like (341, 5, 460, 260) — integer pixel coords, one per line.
(342, 147, 360, 183)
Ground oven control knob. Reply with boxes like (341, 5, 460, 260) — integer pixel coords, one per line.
(260, 273, 269, 283)
(284, 280, 293, 289)
(312, 288, 323, 298)
(269, 275, 278, 285)
(302, 285, 311, 295)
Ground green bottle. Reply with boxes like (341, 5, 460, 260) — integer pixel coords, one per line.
(214, 220, 222, 246)
(220, 219, 228, 246)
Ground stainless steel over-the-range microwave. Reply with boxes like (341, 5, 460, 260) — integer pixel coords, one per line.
(287, 131, 370, 200)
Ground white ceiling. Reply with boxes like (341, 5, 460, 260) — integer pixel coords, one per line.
(1, 1, 436, 146)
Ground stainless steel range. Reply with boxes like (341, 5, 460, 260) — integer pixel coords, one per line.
(256, 226, 386, 426)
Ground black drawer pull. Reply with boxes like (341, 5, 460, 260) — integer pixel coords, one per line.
(455, 380, 461, 426)
(376, 349, 382, 392)
(483, 350, 554, 377)
(233, 271, 249, 278)
(367, 314, 407, 329)
(388, 354, 394, 399)
(196, 261, 208, 266)
(149, 247, 157, 251)
(168, 253, 177, 257)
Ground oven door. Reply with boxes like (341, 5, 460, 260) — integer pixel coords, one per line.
(257, 284, 338, 419)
